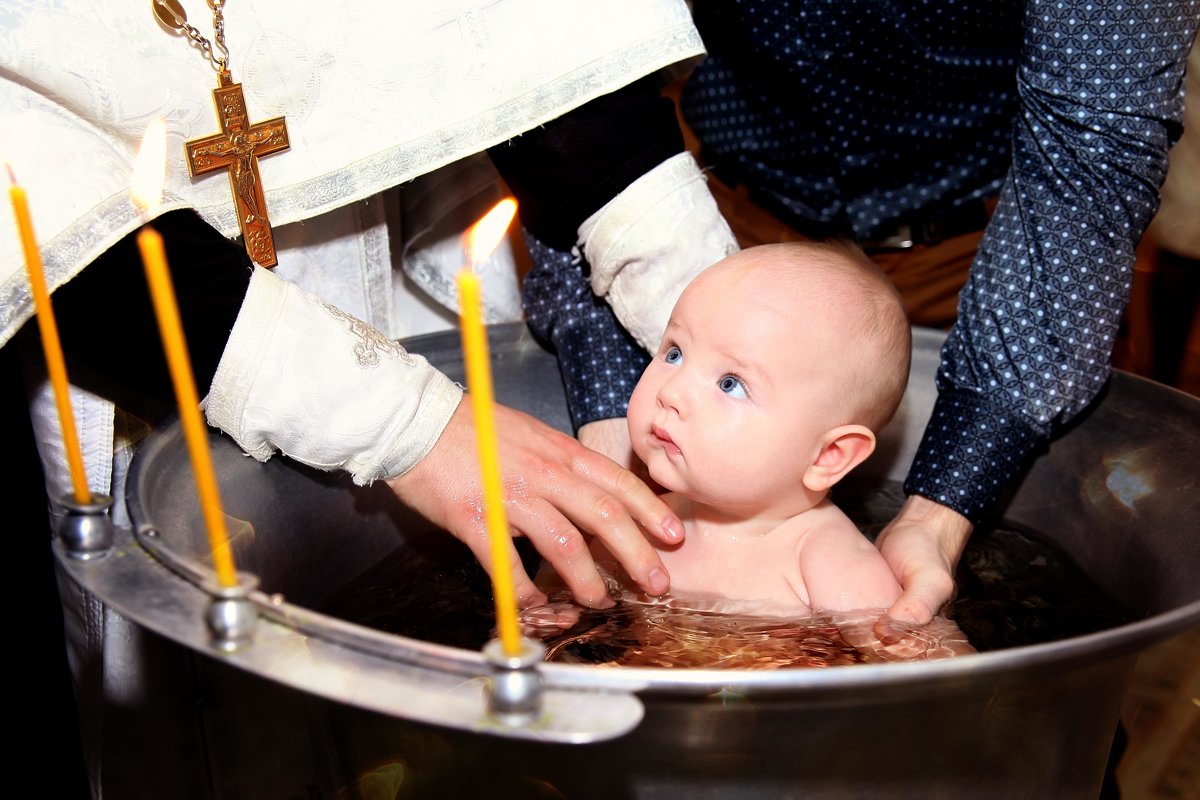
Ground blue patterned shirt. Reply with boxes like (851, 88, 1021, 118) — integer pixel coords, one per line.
(517, 0, 1198, 522)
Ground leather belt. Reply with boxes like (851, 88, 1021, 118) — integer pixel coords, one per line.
(702, 153, 995, 250)
(861, 200, 992, 251)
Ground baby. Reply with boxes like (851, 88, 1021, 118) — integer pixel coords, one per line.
(592, 240, 913, 615)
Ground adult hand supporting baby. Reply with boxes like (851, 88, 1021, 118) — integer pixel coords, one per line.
(578, 417, 973, 625)
(577, 417, 667, 491)
(577, 418, 638, 472)
(875, 494, 973, 625)
(387, 399, 683, 609)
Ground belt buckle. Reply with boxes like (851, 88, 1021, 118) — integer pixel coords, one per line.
(866, 223, 915, 251)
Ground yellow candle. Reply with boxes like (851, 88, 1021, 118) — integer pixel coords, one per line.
(138, 225, 238, 588)
(458, 196, 521, 656)
(132, 119, 237, 589)
(457, 268, 521, 657)
(7, 164, 91, 504)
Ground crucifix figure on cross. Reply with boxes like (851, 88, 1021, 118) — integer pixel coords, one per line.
(185, 70, 290, 268)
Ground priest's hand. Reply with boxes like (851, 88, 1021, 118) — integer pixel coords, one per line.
(577, 418, 638, 472)
(386, 398, 683, 609)
(874, 494, 972, 627)
(577, 417, 663, 492)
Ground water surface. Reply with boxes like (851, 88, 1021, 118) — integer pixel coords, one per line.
(319, 480, 1131, 668)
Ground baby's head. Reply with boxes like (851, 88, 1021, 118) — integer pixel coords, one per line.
(628, 241, 911, 511)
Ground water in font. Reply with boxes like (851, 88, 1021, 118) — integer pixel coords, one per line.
(319, 481, 1130, 669)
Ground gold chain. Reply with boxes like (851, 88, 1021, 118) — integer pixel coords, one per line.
(152, 0, 230, 73)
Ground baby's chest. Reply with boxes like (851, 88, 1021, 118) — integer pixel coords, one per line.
(662, 535, 807, 603)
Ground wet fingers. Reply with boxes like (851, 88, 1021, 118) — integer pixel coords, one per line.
(571, 450, 684, 547)
(507, 501, 614, 609)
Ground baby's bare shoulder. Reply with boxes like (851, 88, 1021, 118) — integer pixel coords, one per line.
(794, 506, 902, 612)
(784, 503, 871, 552)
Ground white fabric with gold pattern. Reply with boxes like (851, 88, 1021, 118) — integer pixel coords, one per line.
(0, 0, 704, 346)
(1, 0, 704, 503)
(204, 266, 462, 484)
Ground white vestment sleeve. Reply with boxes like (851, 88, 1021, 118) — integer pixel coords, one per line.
(204, 267, 462, 485)
(579, 152, 741, 353)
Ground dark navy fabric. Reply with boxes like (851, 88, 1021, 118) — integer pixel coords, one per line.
(521, 230, 651, 430)
(514, 0, 1198, 521)
(682, 1, 1022, 241)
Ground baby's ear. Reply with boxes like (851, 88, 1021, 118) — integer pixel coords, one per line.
(803, 425, 876, 493)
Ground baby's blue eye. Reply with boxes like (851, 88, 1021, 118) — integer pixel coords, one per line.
(719, 375, 748, 398)
(664, 346, 683, 365)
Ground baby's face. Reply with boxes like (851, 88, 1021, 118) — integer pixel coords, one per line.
(628, 253, 846, 511)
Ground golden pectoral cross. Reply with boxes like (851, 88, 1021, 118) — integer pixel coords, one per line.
(185, 70, 289, 268)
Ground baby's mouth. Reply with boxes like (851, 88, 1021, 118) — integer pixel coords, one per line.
(651, 424, 682, 456)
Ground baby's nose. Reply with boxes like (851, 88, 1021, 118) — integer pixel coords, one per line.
(657, 375, 687, 415)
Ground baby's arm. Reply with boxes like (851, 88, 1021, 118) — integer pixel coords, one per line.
(798, 515, 975, 660)
(799, 518, 903, 613)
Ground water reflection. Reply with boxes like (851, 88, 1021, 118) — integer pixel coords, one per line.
(520, 587, 974, 668)
(318, 480, 1132, 662)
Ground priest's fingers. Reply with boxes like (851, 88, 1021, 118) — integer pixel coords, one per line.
(454, 516, 548, 610)
(388, 399, 681, 606)
(565, 439, 683, 547)
(504, 498, 613, 609)
(484, 403, 680, 600)
(517, 467, 673, 601)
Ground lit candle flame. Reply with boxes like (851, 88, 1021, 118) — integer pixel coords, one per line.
(132, 118, 167, 212)
(457, 196, 522, 656)
(465, 197, 517, 266)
